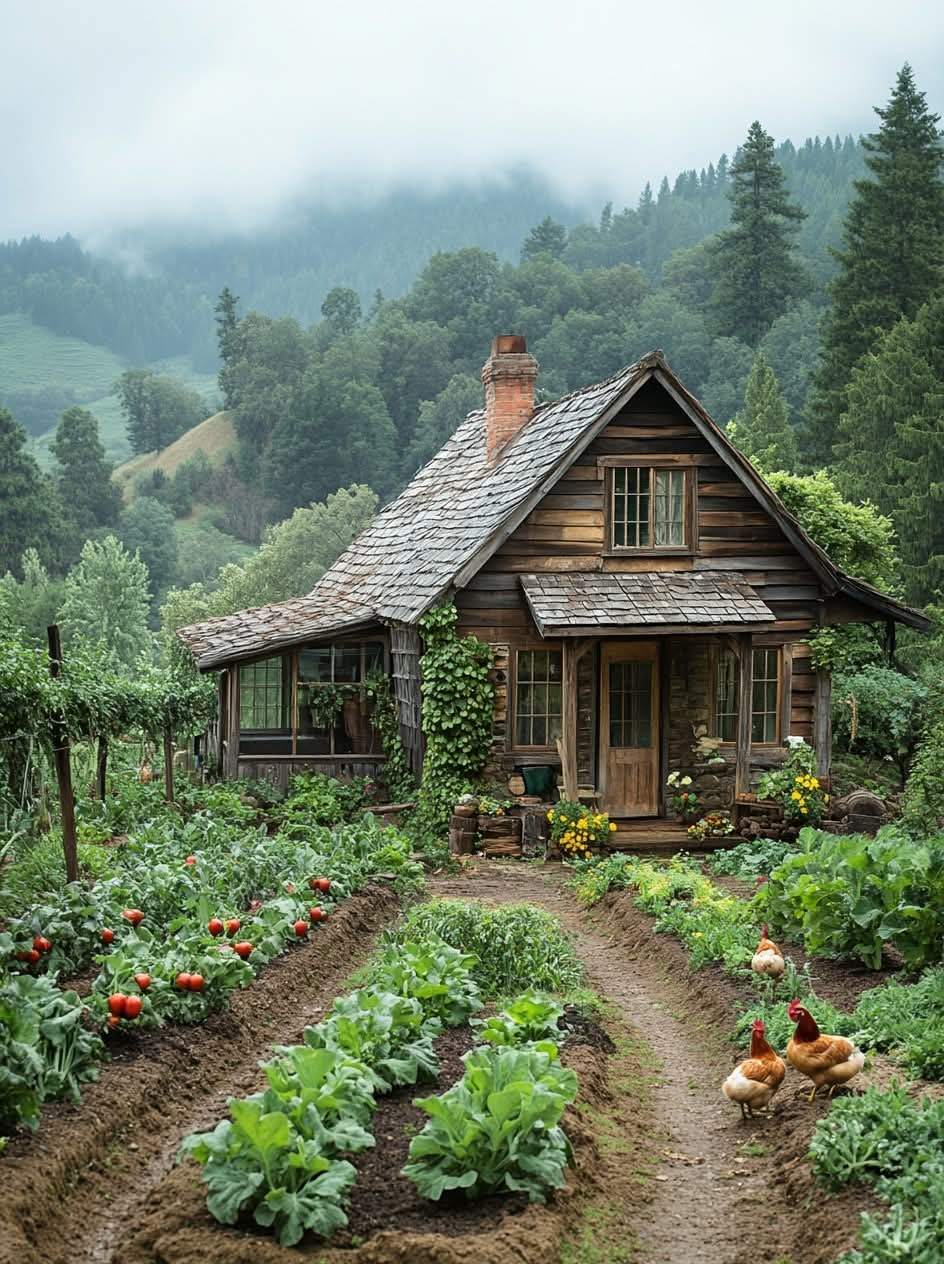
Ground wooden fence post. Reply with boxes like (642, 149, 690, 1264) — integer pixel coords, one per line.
(46, 625, 79, 883)
(163, 726, 175, 802)
(96, 735, 108, 801)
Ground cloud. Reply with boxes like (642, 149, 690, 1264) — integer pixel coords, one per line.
(2, 0, 942, 238)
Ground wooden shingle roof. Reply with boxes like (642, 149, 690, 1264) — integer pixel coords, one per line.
(520, 572, 775, 637)
(177, 350, 928, 669)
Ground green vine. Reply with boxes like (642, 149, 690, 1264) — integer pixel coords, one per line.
(407, 603, 494, 854)
(364, 671, 415, 802)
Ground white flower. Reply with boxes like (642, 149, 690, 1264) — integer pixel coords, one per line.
(680, 776, 693, 787)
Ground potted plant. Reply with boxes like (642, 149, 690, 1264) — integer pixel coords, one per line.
(666, 771, 700, 823)
(546, 800, 616, 861)
(687, 813, 735, 842)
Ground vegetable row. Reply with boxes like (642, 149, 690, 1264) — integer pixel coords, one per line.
(182, 926, 578, 1246)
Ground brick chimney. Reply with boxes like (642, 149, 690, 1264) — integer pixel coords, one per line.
(482, 334, 538, 466)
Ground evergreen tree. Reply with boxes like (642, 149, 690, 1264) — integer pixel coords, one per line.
(521, 216, 568, 261)
(726, 351, 798, 471)
(215, 287, 240, 406)
(58, 536, 151, 667)
(0, 406, 61, 576)
(49, 406, 122, 538)
(804, 65, 944, 465)
(711, 122, 807, 345)
(835, 292, 944, 602)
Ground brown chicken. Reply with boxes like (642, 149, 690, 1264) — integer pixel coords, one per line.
(751, 924, 785, 982)
(786, 999, 865, 1101)
(722, 1019, 786, 1118)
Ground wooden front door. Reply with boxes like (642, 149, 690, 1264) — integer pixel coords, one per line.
(599, 642, 659, 817)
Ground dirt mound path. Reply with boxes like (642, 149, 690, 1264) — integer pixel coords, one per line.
(0, 885, 400, 1264)
(429, 862, 866, 1264)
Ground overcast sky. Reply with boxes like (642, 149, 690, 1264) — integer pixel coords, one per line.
(2, 0, 943, 241)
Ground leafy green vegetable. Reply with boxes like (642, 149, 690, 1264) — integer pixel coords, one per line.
(304, 990, 440, 1091)
(472, 990, 563, 1048)
(180, 1098, 356, 1246)
(368, 937, 482, 1026)
(403, 1044, 577, 1203)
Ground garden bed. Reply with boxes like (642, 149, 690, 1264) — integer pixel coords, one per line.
(0, 884, 400, 1264)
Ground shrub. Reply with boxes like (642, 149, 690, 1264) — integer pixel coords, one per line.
(833, 666, 926, 759)
(395, 900, 583, 997)
(706, 836, 796, 881)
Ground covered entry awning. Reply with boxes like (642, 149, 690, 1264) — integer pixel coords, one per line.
(520, 571, 775, 637)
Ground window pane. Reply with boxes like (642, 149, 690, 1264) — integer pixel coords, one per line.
(653, 469, 685, 546)
(514, 649, 563, 747)
(714, 648, 738, 741)
(334, 645, 362, 683)
(608, 659, 652, 748)
(298, 649, 331, 682)
(239, 658, 286, 730)
(750, 648, 779, 744)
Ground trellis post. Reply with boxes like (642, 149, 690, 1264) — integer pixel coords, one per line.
(46, 624, 79, 883)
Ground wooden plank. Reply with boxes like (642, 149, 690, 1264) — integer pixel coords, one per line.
(528, 509, 605, 527)
(814, 668, 832, 779)
(536, 493, 604, 511)
(780, 644, 793, 744)
(735, 632, 753, 797)
(695, 554, 813, 572)
(594, 451, 717, 465)
(46, 625, 78, 884)
(698, 481, 749, 497)
(455, 589, 527, 609)
(488, 555, 604, 572)
(699, 511, 776, 528)
(506, 525, 604, 544)
(602, 555, 694, 573)
(558, 465, 602, 481)
(603, 424, 694, 439)
(559, 642, 579, 801)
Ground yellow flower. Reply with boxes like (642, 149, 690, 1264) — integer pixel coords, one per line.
(547, 811, 554, 821)
(790, 790, 801, 801)
(609, 823, 617, 831)
(800, 807, 808, 815)
(825, 794, 830, 803)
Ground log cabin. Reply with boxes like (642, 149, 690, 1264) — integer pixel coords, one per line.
(176, 337, 927, 836)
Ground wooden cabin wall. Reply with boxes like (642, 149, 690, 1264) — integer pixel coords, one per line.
(390, 624, 424, 779)
(455, 379, 823, 646)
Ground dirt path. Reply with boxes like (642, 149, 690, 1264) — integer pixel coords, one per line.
(0, 884, 400, 1264)
(431, 863, 766, 1264)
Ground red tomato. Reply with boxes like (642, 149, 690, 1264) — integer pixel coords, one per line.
(226, 918, 241, 934)
(122, 909, 144, 926)
(108, 994, 127, 1016)
(293, 920, 308, 937)
(309, 907, 324, 922)
(175, 972, 193, 990)
(184, 856, 196, 865)
(208, 918, 224, 936)
(17, 949, 40, 963)
(101, 928, 115, 944)
(33, 936, 52, 953)
(123, 995, 143, 1020)
(134, 973, 151, 990)
(233, 942, 253, 958)
(188, 974, 205, 992)
(107, 1014, 121, 1029)
(315, 877, 331, 893)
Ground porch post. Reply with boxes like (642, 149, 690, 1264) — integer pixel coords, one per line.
(814, 669, 832, 782)
(735, 633, 753, 798)
(560, 639, 593, 803)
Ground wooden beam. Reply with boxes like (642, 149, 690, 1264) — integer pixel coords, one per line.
(779, 644, 793, 744)
(735, 632, 753, 798)
(558, 640, 581, 801)
(814, 669, 832, 781)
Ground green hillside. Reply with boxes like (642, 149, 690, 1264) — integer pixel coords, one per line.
(0, 310, 125, 396)
(115, 410, 236, 494)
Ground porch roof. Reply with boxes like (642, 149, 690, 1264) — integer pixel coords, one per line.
(520, 571, 776, 637)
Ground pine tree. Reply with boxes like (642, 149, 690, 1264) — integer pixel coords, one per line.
(0, 406, 61, 576)
(835, 292, 944, 602)
(50, 406, 122, 538)
(711, 122, 807, 345)
(520, 216, 568, 262)
(726, 350, 798, 472)
(804, 65, 944, 465)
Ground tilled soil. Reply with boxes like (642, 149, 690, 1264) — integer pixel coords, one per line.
(4, 861, 886, 1264)
(0, 883, 400, 1264)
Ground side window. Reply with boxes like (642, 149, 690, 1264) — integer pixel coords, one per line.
(711, 646, 782, 744)
(513, 649, 563, 748)
(239, 657, 288, 730)
(610, 466, 689, 551)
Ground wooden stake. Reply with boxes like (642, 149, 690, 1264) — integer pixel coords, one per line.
(46, 625, 78, 883)
(96, 735, 108, 801)
(163, 726, 175, 802)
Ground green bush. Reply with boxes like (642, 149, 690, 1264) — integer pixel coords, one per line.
(833, 665, 926, 759)
(395, 899, 583, 997)
(706, 836, 796, 881)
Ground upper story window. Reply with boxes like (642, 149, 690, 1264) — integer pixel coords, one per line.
(609, 466, 689, 551)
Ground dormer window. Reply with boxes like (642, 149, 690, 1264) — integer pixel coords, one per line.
(606, 463, 692, 552)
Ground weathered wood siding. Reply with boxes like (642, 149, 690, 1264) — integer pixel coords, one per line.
(390, 624, 424, 779)
(455, 376, 834, 796)
(455, 378, 824, 644)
